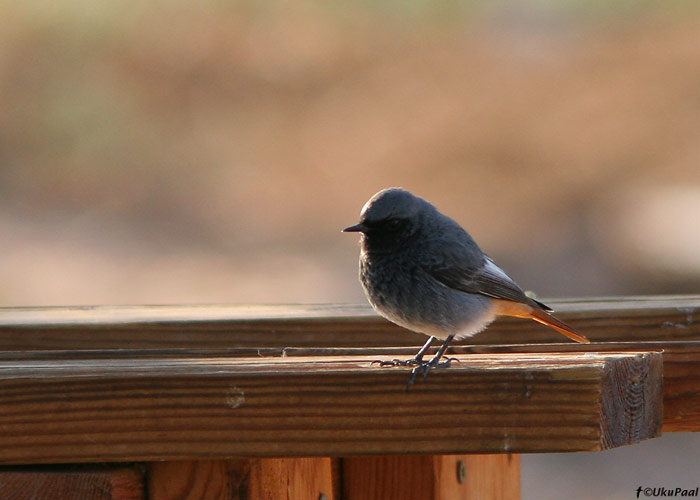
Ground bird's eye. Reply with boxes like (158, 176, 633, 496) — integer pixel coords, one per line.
(385, 218, 402, 229)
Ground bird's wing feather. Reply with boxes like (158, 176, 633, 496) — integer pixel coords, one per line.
(423, 238, 537, 307)
(419, 230, 584, 342)
(471, 258, 535, 304)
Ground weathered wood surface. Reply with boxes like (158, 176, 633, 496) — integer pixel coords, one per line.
(249, 341, 694, 432)
(247, 457, 337, 500)
(0, 466, 144, 500)
(0, 456, 516, 500)
(0, 351, 661, 464)
(3, 339, 695, 431)
(0, 296, 697, 350)
(455, 342, 699, 433)
(343, 454, 520, 500)
(148, 458, 336, 500)
(148, 460, 245, 500)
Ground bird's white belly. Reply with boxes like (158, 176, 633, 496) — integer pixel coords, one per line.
(373, 296, 498, 341)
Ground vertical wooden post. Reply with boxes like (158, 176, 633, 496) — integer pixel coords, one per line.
(0, 467, 144, 500)
(247, 457, 336, 500)
(343, 454, 520, 500)
(439, 455, 520, 500)
(148, 458, 337, 500)
(148, 460, 249, 500)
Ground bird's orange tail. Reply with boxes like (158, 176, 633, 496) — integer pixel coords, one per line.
(492, 299, 590, 344)
(528, 307, 590, 344)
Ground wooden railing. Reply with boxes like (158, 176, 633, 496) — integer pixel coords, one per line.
(0, 295, 697, 499)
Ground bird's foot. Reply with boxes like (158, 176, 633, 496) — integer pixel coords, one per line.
(371, 358, 424, 367)
(407, 356, 455, 388)
(372, 353, 460, 389)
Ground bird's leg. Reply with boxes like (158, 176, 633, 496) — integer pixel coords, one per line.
(424, 334, 456, 371)
(407, 334, 456, 387)
(372, 336, 436, 367)
(412, 335, 436, 364)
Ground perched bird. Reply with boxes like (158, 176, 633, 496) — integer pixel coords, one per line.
(344, 187, 589, 385)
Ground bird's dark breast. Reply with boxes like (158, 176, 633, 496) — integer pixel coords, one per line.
(359, 249, 448, 331)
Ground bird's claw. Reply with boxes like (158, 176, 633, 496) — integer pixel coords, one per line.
(371, 358, 423, 367)
(371, 353, 459, 389)
(406, 357, 454, 388)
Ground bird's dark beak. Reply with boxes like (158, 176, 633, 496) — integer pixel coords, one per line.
(342, 223, 366, 233)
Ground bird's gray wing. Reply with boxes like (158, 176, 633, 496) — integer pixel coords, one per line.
(423, 239, 543, 308)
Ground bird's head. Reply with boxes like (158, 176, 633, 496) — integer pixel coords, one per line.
(343, 188, 434, 252)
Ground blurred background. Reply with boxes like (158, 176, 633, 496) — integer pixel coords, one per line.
(1, 0, 699, 497)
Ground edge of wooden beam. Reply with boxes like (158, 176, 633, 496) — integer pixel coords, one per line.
(0, 351, 662, 464)
(600, 349, 663, 448)
(0, 296, 697, 350)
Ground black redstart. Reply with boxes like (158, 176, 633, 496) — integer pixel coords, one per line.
(344, 187, 589, 385)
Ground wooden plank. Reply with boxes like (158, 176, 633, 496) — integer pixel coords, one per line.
(251, 341, 697, 433)
(5, 337, 691, 433)
(3, 339, 694, 431)
(343, 456, 436, 500)
(0, 351, 661, 464)
(457, 454, 520, 500)
(343, 454, 520, 500)
(147, 458, 334, 500)
(148, 460, 249, 500)
(453, 342, 700, 433)
(0, 466, 144, 500)
(0, 296, 697, 350)
(247, 457, 335, 500)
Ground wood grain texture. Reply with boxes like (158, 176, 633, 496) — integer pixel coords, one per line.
(458, 455, 520, 500)
(177, 340, 682, 432)
(0, 466, 144, 500)
(147, 458, 333, 500)
(343, 456, 436, 500)
(0, 296, 697, 350)
(343, 454, 519, 500)
(661, 344, 700, 432)
(0, 351, 661, 464)
(247, 458, 335, 500)
(450, 342, 694, 432)
(600, 352, 664, 448)
(148, 460, 249, 500)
